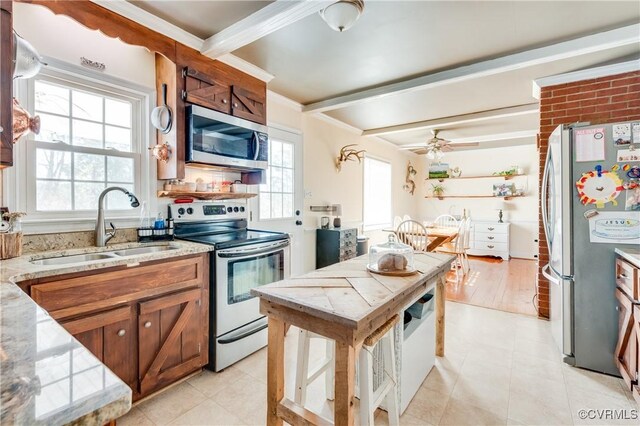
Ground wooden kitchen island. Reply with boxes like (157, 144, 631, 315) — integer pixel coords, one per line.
(251, 252, 454, 426)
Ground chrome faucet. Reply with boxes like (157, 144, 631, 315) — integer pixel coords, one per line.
(95, 186, 140, 246)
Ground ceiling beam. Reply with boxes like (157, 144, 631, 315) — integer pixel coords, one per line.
(362, 104, 539, 137)
(398, 129, 538, 149)
(303, 23, 640, 113)
(200, 0, 332, 58)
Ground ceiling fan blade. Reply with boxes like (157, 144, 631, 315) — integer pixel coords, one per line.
(442, 145, 454, 152)
(399, 144, 426, 150)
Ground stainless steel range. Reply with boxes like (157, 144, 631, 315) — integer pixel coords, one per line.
(169, 201, 290, 371)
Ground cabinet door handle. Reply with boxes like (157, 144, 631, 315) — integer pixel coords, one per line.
(144, 321, 152, 328)
(233, 103, 239, 108)
(617, 273, 627, 279)
(487, 245, 495, 249)
(117, 329, 126, 337)
(222, 99, 227, 104)
(488, 236, 495, 240)
(488, 227, 495, 231)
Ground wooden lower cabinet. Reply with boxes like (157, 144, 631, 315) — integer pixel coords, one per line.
(615, 289, 637, 390)
(21, 253, 209, 401)
(138, 288, 206, 395)
(60, 306, 137, 389)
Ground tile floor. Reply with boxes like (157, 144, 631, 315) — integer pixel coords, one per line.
(119, 301, 638, 426)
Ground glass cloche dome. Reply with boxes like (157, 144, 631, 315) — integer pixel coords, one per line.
(367, 234, 415, 275)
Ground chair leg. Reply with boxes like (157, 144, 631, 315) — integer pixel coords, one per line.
(294, 329, 310, 406)
(358, 345, 375, 426)
(325, 339, 335, 401)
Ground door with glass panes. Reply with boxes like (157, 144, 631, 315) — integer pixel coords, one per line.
(249, 126, 304, 276)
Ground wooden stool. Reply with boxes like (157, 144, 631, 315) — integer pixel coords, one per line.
(294, 329, 335, 405)
(359, 315, 400, 426)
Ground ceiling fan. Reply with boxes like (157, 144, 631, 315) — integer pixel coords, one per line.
(400, 129, 479, 160)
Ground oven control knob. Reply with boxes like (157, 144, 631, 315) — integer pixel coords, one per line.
(178, 207, 185, 215)
(186, 207, 194, 215)
(227, 207, 233, 213)
(240, 207, 245, 212)
(233, 207, 239, 212)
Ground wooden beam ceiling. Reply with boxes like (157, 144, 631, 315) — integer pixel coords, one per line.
(303, 24, 640, 113)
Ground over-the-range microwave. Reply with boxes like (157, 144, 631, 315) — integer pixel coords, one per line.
(186, 105, 269, 171)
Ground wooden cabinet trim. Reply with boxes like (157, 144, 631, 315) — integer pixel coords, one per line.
(0, 0, 13, 167)
(62, 306, 131, 335)
(616, 258, 639, 302)
(615, 289, 637, 389)
(139, 287, 201, 315)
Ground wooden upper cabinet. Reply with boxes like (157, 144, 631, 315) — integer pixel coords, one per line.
(61, 306, 137, 390)
(183, 66, 231, 114)
(138, 288, 206, 395)
(0, 0, 13, 168)
(615, 288, 637, 391)
(231, 85, 266, 125)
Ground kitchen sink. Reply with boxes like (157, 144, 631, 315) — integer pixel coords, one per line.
(113, 245, 179, 257)
(30, 245, 180, 266)
(31, 253, 118, 265)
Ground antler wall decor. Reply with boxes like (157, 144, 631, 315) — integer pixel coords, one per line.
(335, 144, 365, 172)
(403, 161, 417, 195)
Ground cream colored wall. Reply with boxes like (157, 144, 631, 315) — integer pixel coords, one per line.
(13, 2, 156, 88)
(419, 144, 539, 259)
(268, 98, 424, 272)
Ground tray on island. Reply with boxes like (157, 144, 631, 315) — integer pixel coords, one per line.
(366, 264, 418, 276)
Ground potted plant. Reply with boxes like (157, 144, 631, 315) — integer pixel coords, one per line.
(431, 184, 445, 197)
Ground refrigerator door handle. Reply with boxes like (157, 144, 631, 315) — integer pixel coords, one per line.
(541, 146, 552, 254)
(542, 263, 559, 285)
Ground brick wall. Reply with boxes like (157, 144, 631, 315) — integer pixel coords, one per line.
(537, 70, 640, 318)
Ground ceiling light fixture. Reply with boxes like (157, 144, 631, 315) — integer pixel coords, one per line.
(320, 0, 365, 32)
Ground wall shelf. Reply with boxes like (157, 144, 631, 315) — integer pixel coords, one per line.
(425, 194, 525, 201)
(157, 191, 257, 200)
(426, 174, 524, 182)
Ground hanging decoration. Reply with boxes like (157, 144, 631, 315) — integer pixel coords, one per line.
(12, 98, 40, 143)
(335, 144, 365, 172)
(403, 162, 417, 195)
(575, 165, 623, 208)
(149, 141, 171, 163)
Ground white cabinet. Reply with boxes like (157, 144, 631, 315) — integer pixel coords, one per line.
(467, 221, 510, 260)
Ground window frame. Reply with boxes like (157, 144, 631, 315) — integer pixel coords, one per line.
(4, 57, 156, 234)
(362, 154, 392, 231)
(257, 130, 298, 222)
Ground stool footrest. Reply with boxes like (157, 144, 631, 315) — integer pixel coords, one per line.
(278, 398, 334, 426)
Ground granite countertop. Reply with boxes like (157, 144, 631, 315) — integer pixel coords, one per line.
(615, 247, 640, 269)
(0, 240, 214, 425)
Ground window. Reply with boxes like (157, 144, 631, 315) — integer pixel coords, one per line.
(363, 156, 392, 230)
(30, 77, 138, 212)
(259, 139, 295, 219)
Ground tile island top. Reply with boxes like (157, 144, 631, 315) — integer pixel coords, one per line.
(252, 252, 454, 332)
(0, 240, 214, 425)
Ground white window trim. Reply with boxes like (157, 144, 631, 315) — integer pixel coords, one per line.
(362, 154, 392, 232)
(3, 56, 156, 234)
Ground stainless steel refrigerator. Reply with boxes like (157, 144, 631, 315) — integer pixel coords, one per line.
(542, 123, 639, 376)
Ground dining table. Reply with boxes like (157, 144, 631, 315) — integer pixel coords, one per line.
(251, 252, 454, 426)
(383, 226, 459, 252)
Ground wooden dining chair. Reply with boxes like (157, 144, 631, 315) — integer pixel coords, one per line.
(435, 220, 467, 285)
(395, 220, 429, 252)
(433, 214, 458, 228)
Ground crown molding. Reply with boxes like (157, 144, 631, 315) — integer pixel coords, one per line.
(89, 0, 274, 83)
(532, 59, 640, 99)
(267, 90, 303, 111)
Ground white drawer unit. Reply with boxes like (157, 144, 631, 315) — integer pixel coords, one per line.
(467, 221, 510, 260)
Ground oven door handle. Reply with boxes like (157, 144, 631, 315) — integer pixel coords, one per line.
(218, 322, 268, 344)
(217, 239, 290, 258)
